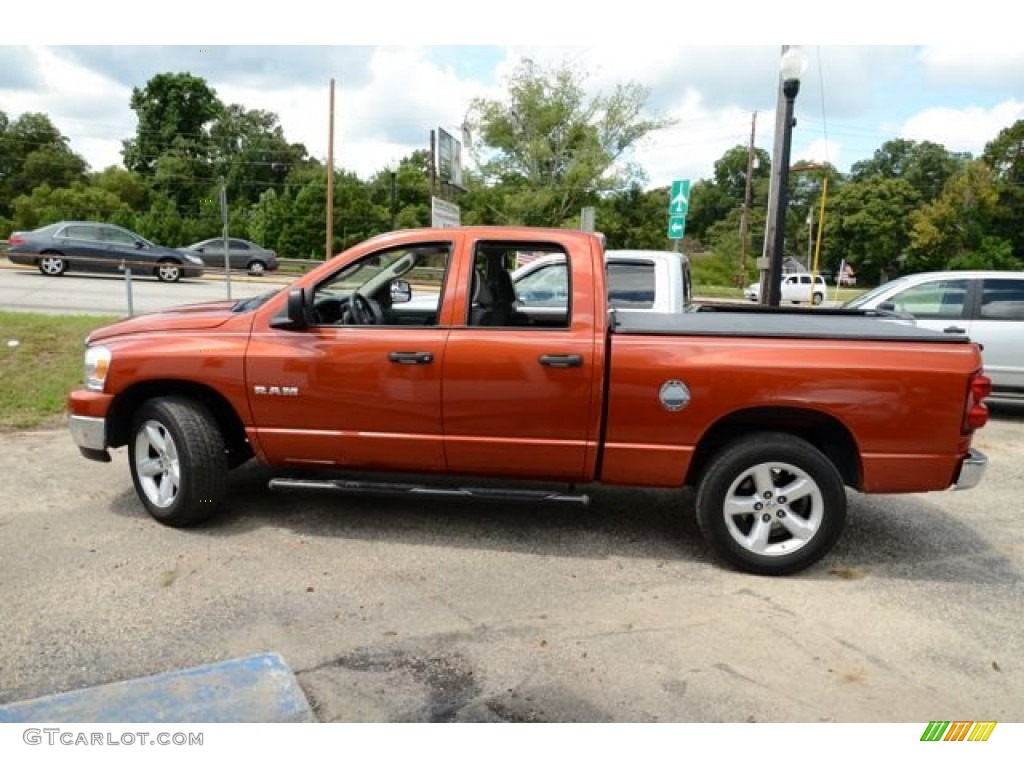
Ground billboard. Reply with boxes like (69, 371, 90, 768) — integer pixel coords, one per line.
(431, 196, 461, 228)
(437, 127, 463, 189)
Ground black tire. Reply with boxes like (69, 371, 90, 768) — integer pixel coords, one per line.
(695, 432, 846, 576)
(38, 252, 67, 276)
(812, 292, 824, 306)
(156, 260, 182, 282)
(128, 398, 228, 527)
(248, 260, 267, 276)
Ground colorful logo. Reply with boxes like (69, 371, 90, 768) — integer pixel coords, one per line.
(921, 721, 997, 741)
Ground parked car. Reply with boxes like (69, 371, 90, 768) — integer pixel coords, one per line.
(6, 221, 204, 282)
(182, 237, 278, 275)
(844, 270, 1024, 401)
(745, 273, 828, 304)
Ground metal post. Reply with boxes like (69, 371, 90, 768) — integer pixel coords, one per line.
(390, 170, 397, 230)
(766, 81, 799, 307)
(326, 78, 335, 260)
(122, 261, 134, 317)
(220, 179, 231, 301)
(761, 46, 790, 305)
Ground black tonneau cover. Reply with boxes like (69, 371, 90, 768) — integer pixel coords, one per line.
(612, 304, 970, 344)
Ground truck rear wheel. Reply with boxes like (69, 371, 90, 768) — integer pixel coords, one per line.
(696, 432, 846, 575)
(128, 398, 228, 527)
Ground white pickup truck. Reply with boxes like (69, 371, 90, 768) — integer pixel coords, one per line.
(513, 249, 692, 318)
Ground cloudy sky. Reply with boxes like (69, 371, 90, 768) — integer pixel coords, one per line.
(3, 5, 1022, 190)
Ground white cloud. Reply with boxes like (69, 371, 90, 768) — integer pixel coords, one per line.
(900, 100, 1024, 154)
(918, 47, 1024, 89)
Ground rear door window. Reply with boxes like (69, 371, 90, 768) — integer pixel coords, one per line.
(606, 261, 656, 309)
(979, 278, 1024, 320)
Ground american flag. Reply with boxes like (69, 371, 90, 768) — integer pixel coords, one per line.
(515, 251, 548, 268)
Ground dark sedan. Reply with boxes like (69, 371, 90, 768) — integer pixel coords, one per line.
(7, 221, 205, 282)
(182, 237, 278, 275)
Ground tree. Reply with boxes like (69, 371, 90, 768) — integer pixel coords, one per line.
(850, 138, 968, 203)
(0, 111, 88, 216)
(367, 151, 432, 230)
(981, 119, 1024, 260)
(466, 58, 670, 226)
(907, 159, 1012, 271)
(824, 177, 922, 283)
(594, 183, 674, 250)
(11, 183, 129, 231)
(210, 104, 308, 205)
(122, 73, 222, 175)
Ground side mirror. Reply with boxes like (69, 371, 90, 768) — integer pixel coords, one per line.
(879, 300, 896, 312)
(390, 279, 412, 304)
(196, 246, 205, 254)
(270, 287, 312, 330)
(134, 240, 145, 249)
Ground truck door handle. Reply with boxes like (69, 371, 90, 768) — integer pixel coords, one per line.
(388, 351, 434, 365)
(538, 354, 583, 368)
(943, 326, 966, 334)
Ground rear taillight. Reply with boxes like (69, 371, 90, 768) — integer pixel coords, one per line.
(8, 234, 25, 245)
(963, 372, 991, 433)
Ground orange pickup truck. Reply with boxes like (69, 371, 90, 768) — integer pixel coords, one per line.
(67, 227, 991, 575)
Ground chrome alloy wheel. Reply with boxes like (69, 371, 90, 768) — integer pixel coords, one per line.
(39, 256, 66, 275)
(722, 460, 824, 557)
(133, 419, 181, 508)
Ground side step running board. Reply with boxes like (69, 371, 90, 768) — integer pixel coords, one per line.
(268, 477, 590, 505)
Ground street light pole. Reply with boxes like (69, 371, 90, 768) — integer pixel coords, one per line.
(766, 46, 807, 307)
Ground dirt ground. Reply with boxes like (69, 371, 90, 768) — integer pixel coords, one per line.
(1, 404, 1022, 722)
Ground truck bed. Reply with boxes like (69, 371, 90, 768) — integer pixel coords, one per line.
(612, 305, 971, 344)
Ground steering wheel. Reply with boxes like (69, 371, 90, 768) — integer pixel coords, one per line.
(346, 292, 384, 325)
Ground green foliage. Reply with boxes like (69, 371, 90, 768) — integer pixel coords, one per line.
(467, 58, 671, 226)
(12, 183, 130, 231)
(0, 111, 88, 218)
(907, 160, 1004, 272)
(122, 73, 222, 176)
(594, 184, 673, 250)
(850, 138, 968, 202)
(982, 119, 1024, 260)
(825, 176, 921, 283)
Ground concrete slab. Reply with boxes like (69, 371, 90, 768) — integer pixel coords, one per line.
(0, 653, 315, 723)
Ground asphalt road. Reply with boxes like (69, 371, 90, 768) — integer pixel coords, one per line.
(0, 405, 1021, 722)
(0, 261, 283, 316)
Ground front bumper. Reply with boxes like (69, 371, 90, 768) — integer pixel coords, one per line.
(953, 448, 987, 490)
(68, 390, 114, 462)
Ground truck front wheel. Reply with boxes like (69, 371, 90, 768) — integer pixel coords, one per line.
(128, 398, 228, 527)
(696, 432, 846, 576)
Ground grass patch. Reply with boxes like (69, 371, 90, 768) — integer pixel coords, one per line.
(0, 312, 119, 431)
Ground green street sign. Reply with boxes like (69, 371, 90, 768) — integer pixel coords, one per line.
(667, 215, 686, 240)
(669, 179, 691, 216)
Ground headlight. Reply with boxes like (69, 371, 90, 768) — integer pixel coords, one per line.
(184, 254, 204, 265)
(85, 346, 112, 392)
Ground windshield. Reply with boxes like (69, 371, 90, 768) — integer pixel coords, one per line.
(843, 276, 913, 308)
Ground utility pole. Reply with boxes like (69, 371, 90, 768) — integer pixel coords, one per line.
(738, 111, 757, 286)
(761, 46, 790, 305)
(429, 129, 437, 199)
(326, 78, 335, 260)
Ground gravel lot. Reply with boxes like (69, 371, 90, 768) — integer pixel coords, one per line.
(1, 403, 1021, 722)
